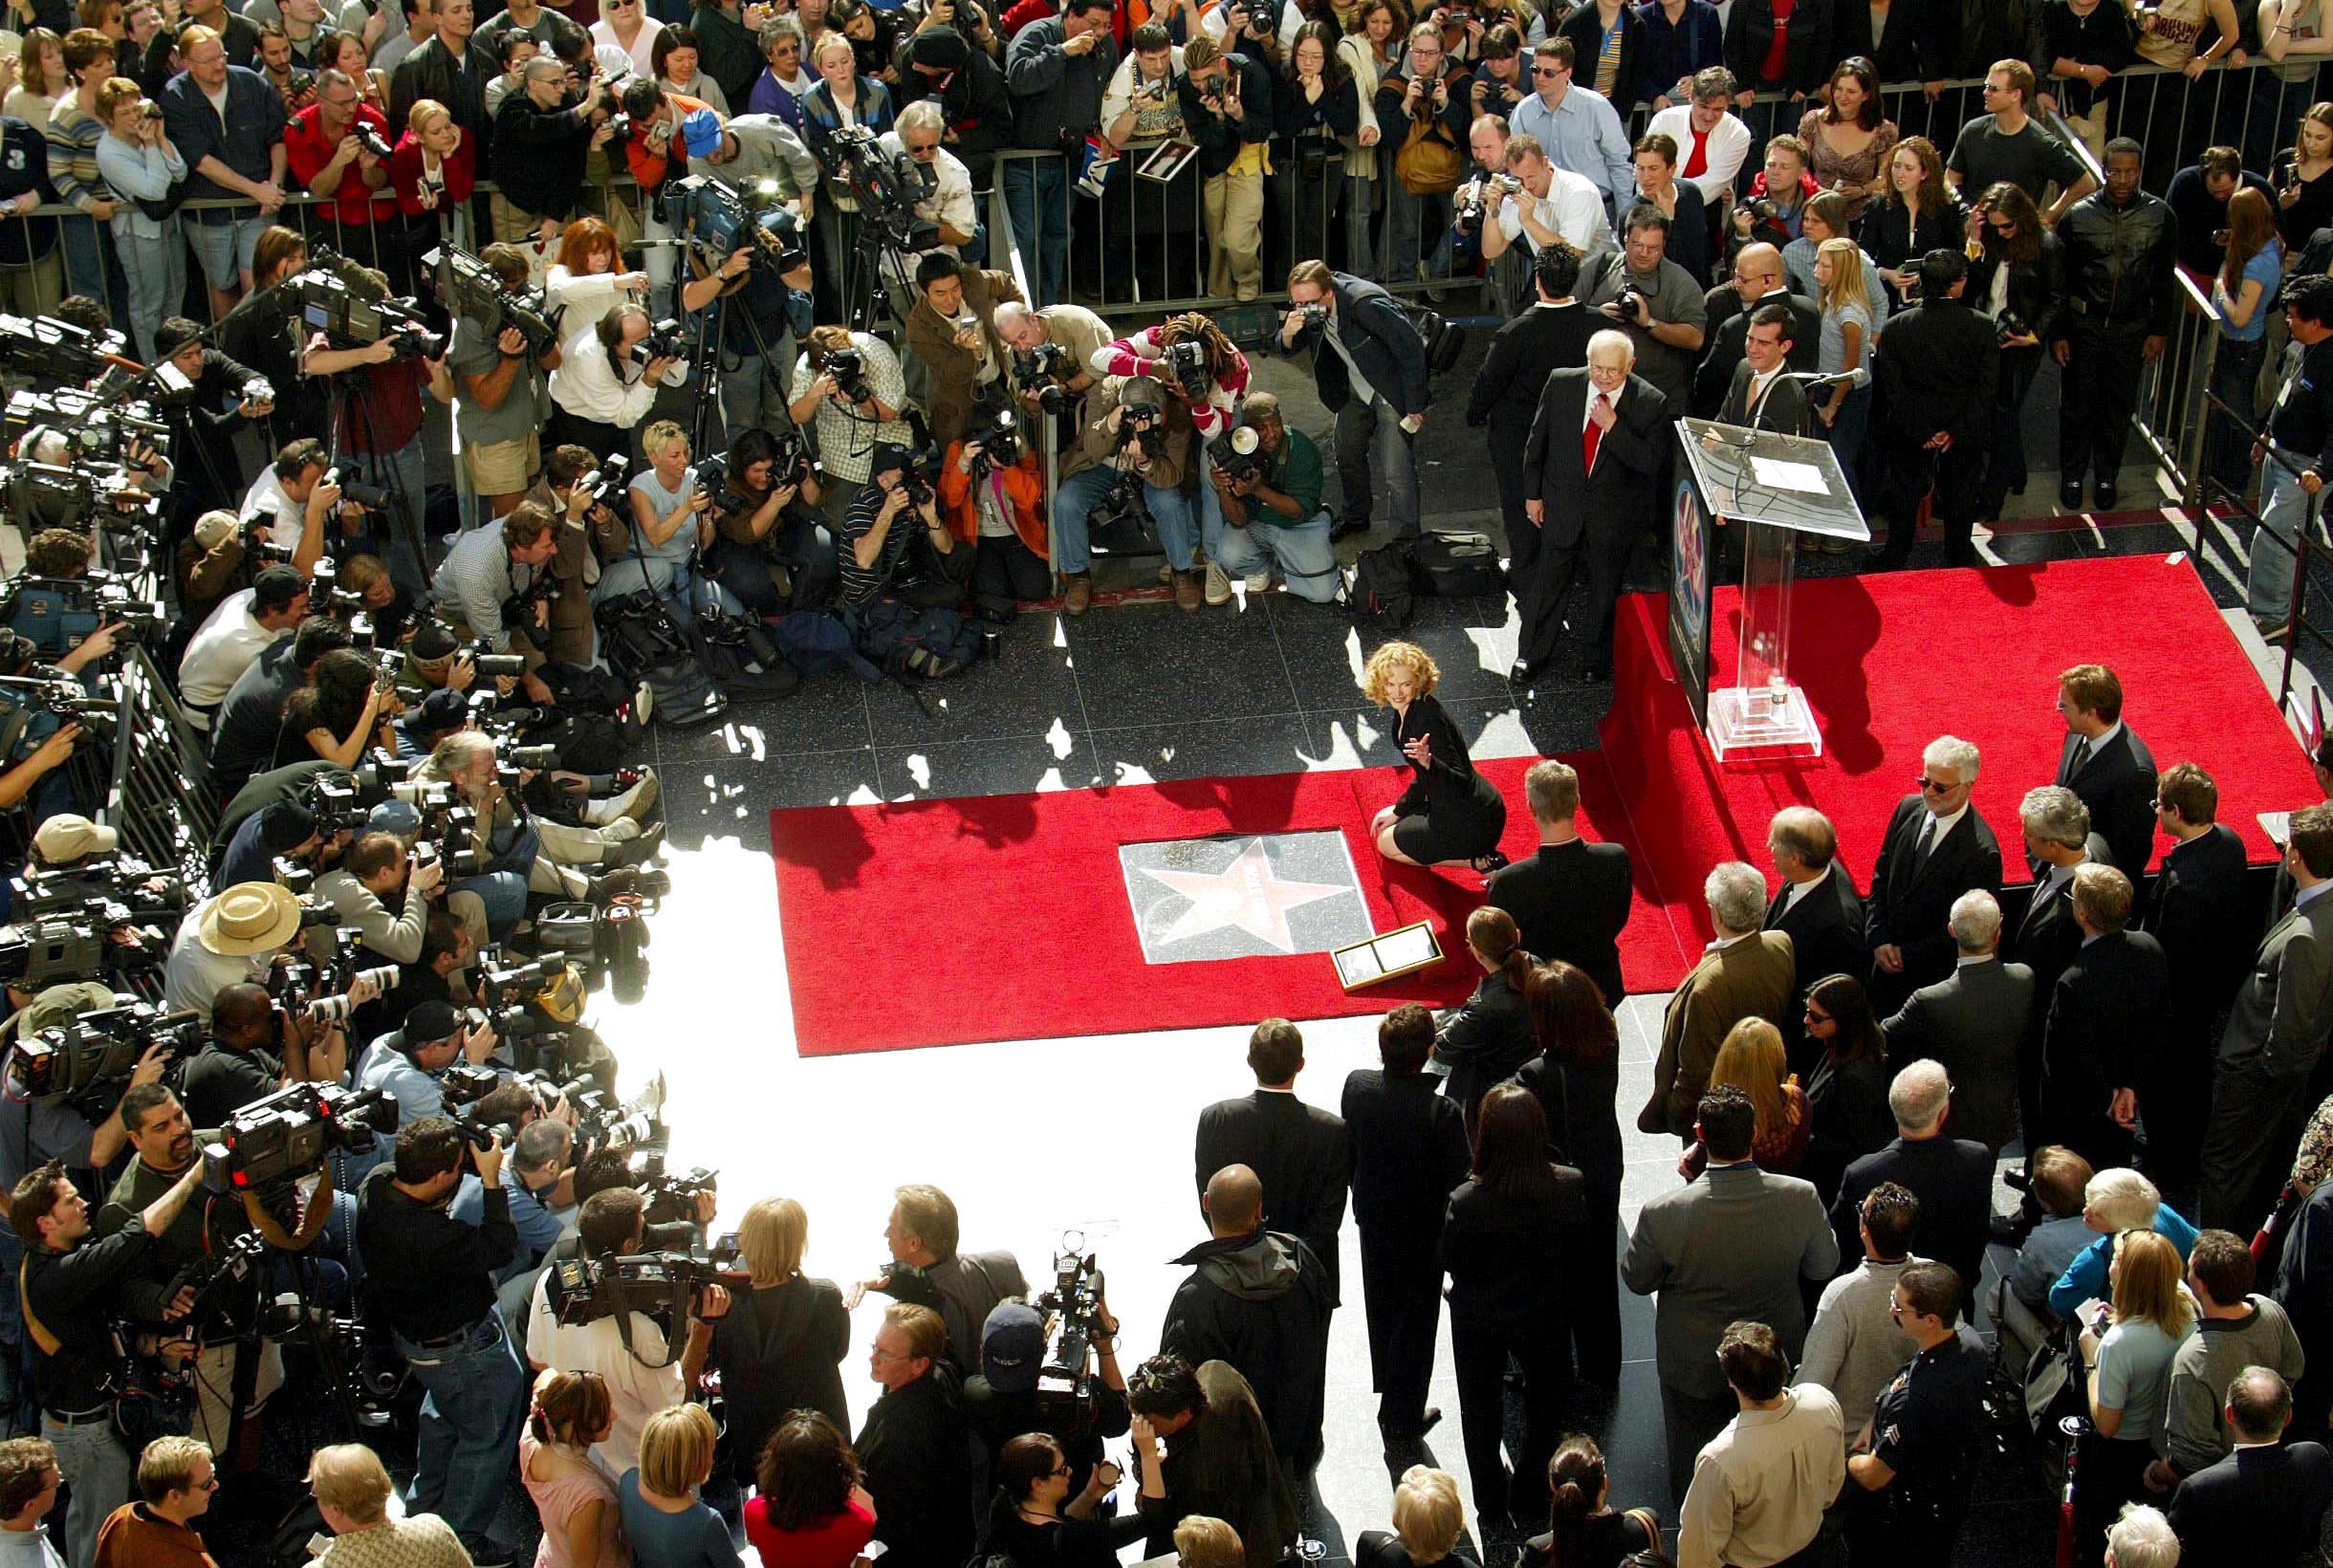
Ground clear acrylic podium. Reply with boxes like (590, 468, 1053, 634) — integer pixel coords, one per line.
(1675, 418, 1869, 760)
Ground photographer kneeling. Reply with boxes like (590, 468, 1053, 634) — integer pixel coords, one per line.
(529, 445, 635, 664)
(526, 1186, 729, 1478)
(316, 829, 445, 968)
(352, 1116, 528, 1568)
(430, 501, 566, 706)
(704, 427, 836, 617)
(1204, 394, 1341, 603)
(356, 997, 502, 1126)
(411, 731, 649, 926)
(839, 443, 970, 614)
(788, 324, 914, 525)
(548, 304, 690, 463)
(600, 421, 749, 621)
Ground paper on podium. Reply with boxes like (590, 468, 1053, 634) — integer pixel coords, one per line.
(1748, 455, 1828, 495)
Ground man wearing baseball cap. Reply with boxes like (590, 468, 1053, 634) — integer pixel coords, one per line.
(837, 443, 967, 613)
(29, 815, 115, 869)
(685, 104, 818, 208)
(965, 1297, 1131, 1495)
(357, 998, 500, 1125)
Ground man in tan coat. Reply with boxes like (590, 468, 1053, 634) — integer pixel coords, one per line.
(1641, 860, 1797, 1140)
(903, 255, 1024, 451)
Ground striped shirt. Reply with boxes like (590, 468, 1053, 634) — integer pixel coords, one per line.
(43, 97, 104, 213)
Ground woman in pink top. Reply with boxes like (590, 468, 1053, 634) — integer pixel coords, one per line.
(521, 1370, 629, 1568)
(745, 1411, 879, 1568)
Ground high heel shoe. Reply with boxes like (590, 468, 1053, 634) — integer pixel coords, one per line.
(1471, 849, 1511, 876)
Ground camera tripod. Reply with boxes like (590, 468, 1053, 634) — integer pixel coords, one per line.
(325, 364, 433, 599)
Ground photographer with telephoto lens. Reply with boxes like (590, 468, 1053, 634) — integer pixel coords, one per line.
(352, 1114, 527, 1567)
(788, 325, 914, 525)
(704, 425, 836, 616)
(356, 997, 500, 1127)
(430, 502, 566, 704)
(548, 304, 691, 463)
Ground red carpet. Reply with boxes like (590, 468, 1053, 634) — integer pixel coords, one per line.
(1602, 555, 2321, 956)
(770, 760, 1690, 1056)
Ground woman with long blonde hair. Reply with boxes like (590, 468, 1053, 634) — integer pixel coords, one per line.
(1811, 235, 1875, 497)
(2076, 1229, 2195, 1566)
(1681, 1018, 1807, 1177)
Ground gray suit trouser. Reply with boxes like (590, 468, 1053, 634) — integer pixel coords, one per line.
(2200, 1056, 2315, 1232)
(1662, 1381, 1738, 1506)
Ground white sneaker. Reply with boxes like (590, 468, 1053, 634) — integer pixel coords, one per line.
(1158, 562, 1174, 584)
(583, 769, 660, 825)
(1204, 561, 1232, 605)
(632, 680, 654, 727)
(1243, 570, 1273, 594)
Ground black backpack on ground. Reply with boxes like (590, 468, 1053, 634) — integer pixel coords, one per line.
(1413, 531, 1504, 596)
(594, 590, 729, 730)
(1349, 541, 1418, 632)
(853, 597, 982, 680)
(695, 606, 801, 700)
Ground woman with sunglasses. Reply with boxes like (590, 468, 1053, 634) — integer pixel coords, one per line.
(1962, 180, 2063, 522)
(983, 1434, 1146, 1568)
(1801, 972, 1893, 1203)
(591, 0, 666, 77)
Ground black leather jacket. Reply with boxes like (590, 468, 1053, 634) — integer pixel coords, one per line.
(2055, 189, 2179, 337)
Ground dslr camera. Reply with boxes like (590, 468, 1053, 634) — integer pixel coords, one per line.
(822, 345, 875, 404)
(1211, 424, 1268, 485)
(1014, 340, 1078, 415)
(964, 406, 1022, 474)
(626, 317, 686, 369)
(1161, 338, 1211, 400)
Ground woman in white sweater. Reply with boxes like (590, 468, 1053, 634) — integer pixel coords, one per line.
(91, 78, 185, 359)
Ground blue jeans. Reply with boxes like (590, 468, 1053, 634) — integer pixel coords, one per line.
(1052, 466, 1202, 573)
(109, 216, 183, 363)
(56, 212, 125, 328)
(395, 1312, 527, 1547)
(2248, 445, 2317, 621)
(1384, 181, 1451, 282)
(450, 870, 528, 934)
(1004, 154, 1071, 306)
(1334, 397, 1421, 536)
(44, 1409, 129, 1568)
(1209, 508, 1343, 600)
(2209, 335, 2267, 498)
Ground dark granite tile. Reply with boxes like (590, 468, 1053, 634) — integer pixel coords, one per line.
(872, 731, 1101, 800)
(660, 749, 882, 848)
(652, 675, 873, 764)
(1300, 699, 1536, 771)
(863, 621, 1086, 748)
(1064, 599, 1302, 727)
(1268, 589, 1519, 707)
(1088, 714, 1320, 786)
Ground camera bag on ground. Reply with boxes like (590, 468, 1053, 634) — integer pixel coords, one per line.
(852, 597, 982, 680)
(1406, 306, 1469, 375)
(536, 662, 635, 716)
(593, 590, 728, 730)
(1349, 541, 1417, 633)
(694, 605, 800, 699)
(1413, 531, 1502, 596)
(774, 609, 883, 681)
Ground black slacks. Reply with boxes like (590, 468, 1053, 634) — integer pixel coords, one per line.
(2200, 1057, 2316, 1231)
(2059, 321, 2149, 485)
(1518, 517, 1640, 670)
(1565, 1171, 1624, 1386)
(1489, 413, 1535, 596)
(1661, 1381, 1739, 1505)
(1357, 1230, 1442, 1440)
(1450, 1301, 1570, 1519)
(1875, 433, 1983, 568)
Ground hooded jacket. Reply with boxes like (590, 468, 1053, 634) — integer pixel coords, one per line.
(1160, 1229, 1332, 1470)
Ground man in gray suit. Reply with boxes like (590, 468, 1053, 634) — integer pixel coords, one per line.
(1624, 1085, 1841, 1503)
(1883, 889, 2034, 1156)
(2201, 803, 2333, 1231)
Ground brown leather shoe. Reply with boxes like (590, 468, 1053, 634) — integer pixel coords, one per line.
(1063, 572, 1092, 615)
(1173, 569, 1202, 613)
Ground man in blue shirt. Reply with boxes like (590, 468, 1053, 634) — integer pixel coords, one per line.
(1507, 37, 1634, 219)
(356, 999, 497, 1127)
(160, 23, 288, 320)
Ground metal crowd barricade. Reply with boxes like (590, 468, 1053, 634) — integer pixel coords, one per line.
(2212, 391, 2330, 707)
(99, 641, 218, 895)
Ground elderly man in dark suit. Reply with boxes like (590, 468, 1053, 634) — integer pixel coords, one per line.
(1340, 1005, 1469, 1451)
(2144, 762, 2258, 1207)
(2202, 803, 2333, 1230)
(1624, 1085, 1840, 1502)
(1692, 242, 1820, 418)
(1865, 734, 2005, 1016)
(1714, 302, 1812, 435)
(1514, 327, 1668, 685)
(2006, 785, 2105, 1167)
(1280, 260, 1432, 544)
(1765, 804, 1867, 1071)
(1883, 889, 2033, 1156)
(1469, 244, 1594, 607)
(1487, 758, 1633, 1008)
(1829, 1059, 1996, 1302)
(1194, 1018, 1348, 1301)
(1642, 861, 1797, 1140)
(2168, 1366, 2333, 1568)
(1868, 248, 1998, 569)
(2054, 664, 2160, 881)
(2042, 864, 2172, 1170)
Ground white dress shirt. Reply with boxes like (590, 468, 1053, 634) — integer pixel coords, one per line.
(548, 318, 687, 427)
(1647, 101, 1753, 204)
(1497, 164, 1614, 258)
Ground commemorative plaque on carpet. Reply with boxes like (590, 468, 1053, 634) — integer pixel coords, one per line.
(1119, 832, 1373, 963)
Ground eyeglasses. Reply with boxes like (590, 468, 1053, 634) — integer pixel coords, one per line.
(1531, 64, 1561, 76)
(1916, 775, 1959, 794)
(871, 1346, 910, 1362)
(1804, 1006, 1833, 1023)
(197, 1476, 221, 1492)
(1049, 1465, 1073, 1478)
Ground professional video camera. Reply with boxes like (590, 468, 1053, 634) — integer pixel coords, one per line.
(1211, 424, 1268, 485)
(827, 124, 939, 253)
(1161, 338, 1211, 400)
(293, 268, 446, 361)
(200, 1081, 398, 1196)
(625, 317, 686, 370)
(0, 671, 119, 760)
(0, 313, 125, 387)
(627, 1147, 717, 1227)
(1014, 341, 1078, 416)
(1035, 1236, 1107, 1421)
(5, 387, 171, 470)
(669, 174, 811, 277)
(546, 1251, 726, 1351)
(0, 573, 166, 661)
(424, 245, 560, 357)
(8, 1001, 205, 1120)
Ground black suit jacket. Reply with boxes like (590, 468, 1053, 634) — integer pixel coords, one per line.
(1866, 796, 2006, 993)
(1291, 272, 1432, 418)
(2168, 1441, 2333, 1568)
(1486, 838, 1634, 1007)
(2007, 865, 2084, 1030)
(1830, 1133, 1995, 1299)
(1340, 1070, 1470, 1241)
(1194, 1092, 1349, 1298)
(1521, 368, 1667, 549)
(2042, 929, 2172, 1125)
(1716, 359, 1811, 435)
(1693, 289, 1821, 417)
(1765, 862, 1868, 1063)
(1467, 301, 1595, 429)
(1872, 298, 1998, 452)
(1832, 0, 1948, 80)
(2060, 726, 2161, 879)
(2148, 822, 2259, 1041)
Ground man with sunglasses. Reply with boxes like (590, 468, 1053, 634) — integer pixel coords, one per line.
(1509, 37, 1633, 218)
(1837, 1262, 1988, 1568)
(91, 1437, 221, 1568)
(1865, 735, 2004, 1016)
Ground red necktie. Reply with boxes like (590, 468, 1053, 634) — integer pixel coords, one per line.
(1583, 394, 1606, 470)
(1683, 130, 1710, 181)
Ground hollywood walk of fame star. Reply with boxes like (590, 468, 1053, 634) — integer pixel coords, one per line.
(1139, 837, 1356, 953)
